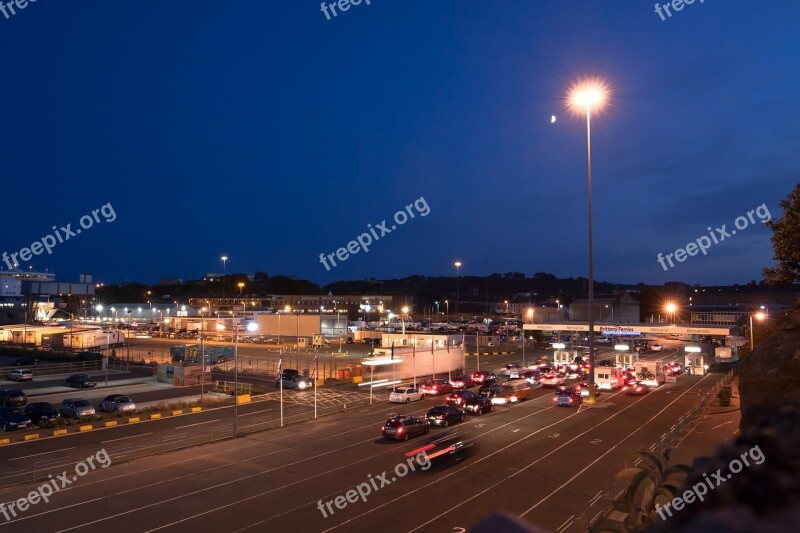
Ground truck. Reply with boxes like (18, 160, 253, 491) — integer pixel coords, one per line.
(632, 360, 665, 387)
(714, 346, 738, 363)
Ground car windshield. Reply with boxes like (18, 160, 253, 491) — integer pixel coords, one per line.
(7, 390, 24, 396)
(73, 400, 90, 407)
(386, 420, 403, 428)
(116, 397, 131, 402)
(394, 388, 409, 394)
(2, 408, 23, 416)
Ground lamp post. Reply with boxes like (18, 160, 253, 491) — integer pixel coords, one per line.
(445, 300, 449, 322)
(525, 308, 533, 368)
(221, 255, 228, 310)
(665, 302, 678, 324)
(749, 311, 766, 351)
(568, 78, 608, 406)
(454, 261, 462, 316)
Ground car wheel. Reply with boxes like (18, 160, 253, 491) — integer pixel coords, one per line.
(403, 433, 409, 441)
(444, 420, 449, 428)
(461, 414, 465, 422)
(424, 426, 429, 434)
(476, 408, 482, 415)
(405, 398, 410, 404)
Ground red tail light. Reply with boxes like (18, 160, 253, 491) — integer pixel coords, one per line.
(397, 426, 404, 433)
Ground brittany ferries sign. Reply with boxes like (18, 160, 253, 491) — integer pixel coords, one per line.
(523, 323, 733, 336)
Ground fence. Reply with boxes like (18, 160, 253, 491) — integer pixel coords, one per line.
(556, 366, 738, 532)
(0, 360, 102, 379)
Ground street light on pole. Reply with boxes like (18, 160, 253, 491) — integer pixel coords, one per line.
(749, 311, 766, 351)
(221, 256, 228, 309)
(454, 261, 462, 316)
(568, 78, 608, 406)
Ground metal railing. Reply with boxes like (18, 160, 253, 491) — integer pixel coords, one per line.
(0, 360, 102, 379)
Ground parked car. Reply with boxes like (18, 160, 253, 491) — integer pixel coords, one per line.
(66, 374, 97, 388)
(445, 389, 477, 408)
(463, 396, 493, 415)
(0, 407, 32, 431)
(24, 402, 60, 424)
(419, 379, 453, 396)
(471, 371, 496, 384)
(99, 395, 136, 413)
(59, 399, 96, 419)
(12, 355, 38, 366)
(449, 375, 476, 389)
(554, 385, 583, 407)
(389, 386, 425, 404)
(381, 415, 429, 441)
(6, 368, 33, 382)
(0, 389, 27, 407)
(426, 406, 466, 427)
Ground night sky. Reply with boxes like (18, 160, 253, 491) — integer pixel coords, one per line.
(1, 1, 798, 287)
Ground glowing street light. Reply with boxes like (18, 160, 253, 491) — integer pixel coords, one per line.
(566, 78, 609, 406)
(749, 311, 767, 351)
(454, 261, 462, 315)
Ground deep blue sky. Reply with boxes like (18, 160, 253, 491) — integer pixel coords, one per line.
(1, 1, 798, 287)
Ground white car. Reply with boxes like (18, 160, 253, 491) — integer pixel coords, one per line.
(651, 343, 663, 352)
(6, 368, 33, 382)
(389, 387, 425, 404)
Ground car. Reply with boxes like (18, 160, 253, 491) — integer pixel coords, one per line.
(99, 395, 136, 413)
(596, 336, 611, 344)
(598, 359, 615, 367)
(463, 395, 493, 415)
(500, 363, 522, 377)
(554, 385, 583, 407)
(520, 370, 542, 385)
(478, 383, 502, 399)
(449, 375, 476, 389)
(382, 415, 429, 441)
(426, 406, 466, 427)
(59, 399, 96, 419)
(578, 380, 601, 398)
(445, 389, 477, 408)
(0, 389, 27, 407)
(624, 381, 650, 395)
(24, 402, 60, 424)
(471, 371, 496, 384)
(491, 379, 532, 404)
(539, 373, 567, 388)
(419, 379, 453, 396)
(420, 434, 477, 469)
(276, 369, 313, 390)
(651, 343, 663, 352)
(12, 355, 38, 366)
(0, 407, 32, 432)
(6, 368, 33, 382)
(389, 386, 425, 404)
(66, 374, 97, 388)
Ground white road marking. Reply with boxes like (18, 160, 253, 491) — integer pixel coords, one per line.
(712, 420, 733, 430)
(9, 447, 75, 461)
(101, 433, 153, 444)
(176, 419, 220, 430)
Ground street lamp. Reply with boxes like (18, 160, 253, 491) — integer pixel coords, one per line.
(221, 255, 228, 305)
(238, 282, 244, 295)
(749, 311, 766, 351)
(568, 78, 608, 406)
(445, 300, 449, 322)
(665, 302, 678, 323)
(454, 261, 462, 316)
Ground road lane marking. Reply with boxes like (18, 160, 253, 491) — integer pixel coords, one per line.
(101, 433, 153, 444)
(9, 447, 75, 461)
(711, 420, 733, 430)
(176, 419, 221, 429)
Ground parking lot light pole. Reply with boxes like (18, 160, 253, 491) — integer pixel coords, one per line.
(568, 79, 607, 406)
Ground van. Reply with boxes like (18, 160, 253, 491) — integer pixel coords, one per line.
(491, 379, 532, 405)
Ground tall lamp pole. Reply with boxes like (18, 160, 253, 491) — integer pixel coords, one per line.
(221, 255, 228, 313)
(569, 79, 608, 406)
(749, 311, 766, 351)
(454, 261, 462, 317)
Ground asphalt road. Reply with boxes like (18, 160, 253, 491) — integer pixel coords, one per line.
(0, 340, 731, 532)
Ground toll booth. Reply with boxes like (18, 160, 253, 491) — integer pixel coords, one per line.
(554, 350, 576, 366)
(684, 354, 708, 376)
(615, 352, 639, 368)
